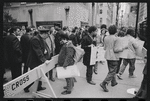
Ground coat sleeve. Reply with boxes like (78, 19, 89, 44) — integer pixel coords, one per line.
(63, 47, 75, 67)
(132, 38, 139, 50)
(12, 37, 22, 58)
(81, 37, 88, 49)
(113, 38, 124, 53)
(31, 38, 46, 63)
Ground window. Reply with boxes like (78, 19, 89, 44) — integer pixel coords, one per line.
(20, 2, 26, 5)
(5, 3, 11, 6)
(26, 2, 36, 4)
(37, 2, 43, 4)
(100, 18, 102, 26)
(100, 18, 102, 23)
(100, 9, 102, 14)
(100, 3, 103, 7)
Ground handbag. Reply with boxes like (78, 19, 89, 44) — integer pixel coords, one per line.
(56, 64, 80, 79)
(73, 46, 85, 63)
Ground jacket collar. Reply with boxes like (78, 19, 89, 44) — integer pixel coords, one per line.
(37, 34, 43, 40)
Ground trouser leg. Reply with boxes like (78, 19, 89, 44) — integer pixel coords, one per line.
(86, 65, 93, 82)
(94, 61, 98, 73)
(135, 74, 147, 98)
(128, 58, 136, 76)
(119, 59, 129, 75)
(116, 58, 122, 73)
(66, 78, 74, 92)
(23, 64, 28, 74)
(49, 69, 53, 79)
(103, 60, 118, 84)
(11, 63, 22, 80)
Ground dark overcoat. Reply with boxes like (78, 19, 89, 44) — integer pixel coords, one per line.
(20, 33, 32, 63)
(81, 34, 95, 66)
(3, 34, 22, 65)
(26, 34, 46, 69)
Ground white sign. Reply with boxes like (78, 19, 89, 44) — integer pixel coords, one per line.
(90, 45, 97, 65)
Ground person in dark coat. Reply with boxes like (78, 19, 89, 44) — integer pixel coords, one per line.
(24, 26, 50, 93)
(134, 19, 147, 98)
(54, 23, 64, 55)
(57, 34, 76, 95)
(20, 27, 33, 74)
(81, 25, 89, 40)
(3, 27, 22, 80)
(69, 28, 78, 46)
(81, 26, 97, 85)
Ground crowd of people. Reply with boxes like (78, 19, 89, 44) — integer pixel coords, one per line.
(2, 21, 147, 98)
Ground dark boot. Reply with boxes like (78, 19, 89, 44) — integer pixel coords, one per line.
(37, 81, 46, 91)
(100, 82, 109, 92)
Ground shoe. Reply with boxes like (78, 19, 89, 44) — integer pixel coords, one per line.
(117, 74, 123, 80)
(61, 90, 71, 95)
(73, 78, 77, 82)
(49, 78, 55, 82)
(24, 88, 30, 93)
(129, 75, 136, 78)
(111, 82, 118, 87)
(100, 82, 109, 92)
(63, 86, 68, 89)
(94, 70, 98, 74)
(87, 81, 96, 85)
(37, 87, 46, 91)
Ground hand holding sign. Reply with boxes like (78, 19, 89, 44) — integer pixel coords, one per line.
(45, 60, 50, 65)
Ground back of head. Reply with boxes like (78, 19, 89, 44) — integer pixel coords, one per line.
(63, 26, 68, 31)
(9, 26, 18, 34)
(126, 28, 135, 37)
(26, 26, 32, 33)
(118, 31, 124, 37)
(108, 25, 117, 35)
(101, 24, 107, 29)
(59, 33, 69, 40)
(72, 28, 76, 33)
(54, 23, 61, 29)
(88, 26, 97, 33)
(121, 27, 126, 33)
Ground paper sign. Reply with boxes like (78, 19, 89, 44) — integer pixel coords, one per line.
(90, 45, 97, 65)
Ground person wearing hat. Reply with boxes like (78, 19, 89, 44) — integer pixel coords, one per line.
(24, 26, 50, 93)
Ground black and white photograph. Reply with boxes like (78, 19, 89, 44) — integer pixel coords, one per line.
(2, 2, 147, 99)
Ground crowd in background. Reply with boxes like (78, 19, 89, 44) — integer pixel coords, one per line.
(2, 21, 147, 98)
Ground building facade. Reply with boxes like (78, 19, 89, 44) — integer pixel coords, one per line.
(128, 12, 136, 28)
(138, 3, 147, 24)
(118, 3, 137, 28)
(95, 3, 115, 28)
(3, 2, 90, 29)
